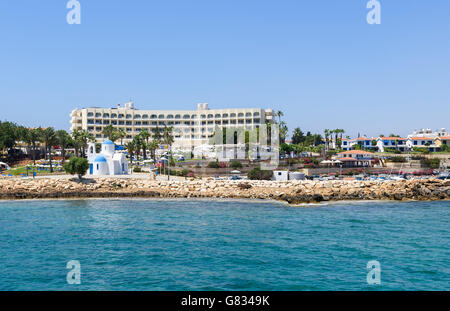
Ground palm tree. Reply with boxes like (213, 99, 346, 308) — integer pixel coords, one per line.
(102, 125, 117, 141)
(24, 127, 43, 165)
(276, 110, 284, 124)
(279, 121, 288, 144)
(338, 129, 345, 149)
(72, 129, 95, 157)
(139, 130, 151, 160)
(147, 140, 159, 161)
(324, 129, 331, 151)
(117, 128, 126, 146)
(153, 126, 162, 143)
(125, 141, 136, 164)
(131, 135, 143, 161)
(41, 127, 57, 173)
(55, 130, 71, 163)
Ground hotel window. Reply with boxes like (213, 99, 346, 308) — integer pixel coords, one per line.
(135, 121, 141, 126)
(118, 114, 124, 118)
(231, 120, 236, 124)
(126, 135, 132, 139)
(87, 119, 94, 124)
(207, 114, 213, 119)
(142, 114, 148, 119)
(414, 141, 418, 145)
(112, 121, 117, 125)
(202, 121, 206, 125)
(126, 121, 132, 125)
(230, 113, 236, 118)
(191, 115, 197, 119)
(175, 114, 181, 119)
(103, 120, 110, 125)
(183, 114, 190, 119)
(238, 120, 244, 124)
(215, 114, 221, 118)
(87, 112, 94, 117)
(143, 121, 148, 125)
(343, 141, 347, 145)
(246, 119, 252, 124)
(238, 113, 244, 117)
(111, 114, 117, 118)
(134, 115, 141, 119)
(126, 128, 132, 132)
(96, 134, 101, 138)
(184, 121, 190, 125)
(391, 141, 395, 145)
(168, 121, 174, 125)
(151, 114, 157, 119)
(119, 121, 124, 125)
(167, 115, 174, 119)
(208, 121, 213, 125)
(126, 114, 132, 119)
(103, 113, 109, 118)
(253, 112, 260, 117)
(95, 113, 101, 117)
(222, 113, 228, 118)
(253, 118, 260, 123)
(223, 120, 229, 125)
(384, 141, 388, 145)
(158, 114, 165, 119)
(245, 112, 251, 117)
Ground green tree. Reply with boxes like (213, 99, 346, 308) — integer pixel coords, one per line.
(125, 141, 136, 163)
(139, 129, 151, 160)
(292, 127, 304, 145)
(63, 157, 90, 180)
(55, 130, 72, 163)
(41, 127, 57, 173)
(102, 125, 118, 141)
(147, 140, 159, 160)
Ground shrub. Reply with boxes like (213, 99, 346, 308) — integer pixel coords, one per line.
(387, 156, 406, 163)
(133, 167, 142, 173)
(181, 169, 190, 177)
(207, 161, 220, 168)
(63, 157, 89, 180)
(420, 158, 440, 168)
(230, 160, 243, 169)
(247, 167, 273, 180)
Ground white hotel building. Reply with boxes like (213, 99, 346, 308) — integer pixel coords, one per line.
(70, 101, 275, 149)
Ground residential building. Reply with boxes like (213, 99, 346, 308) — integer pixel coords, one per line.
(340, 137, 376, 151)
(70, 102, 275, 149)
(336, 150, 374, 167)
(376, 137, 408, 152)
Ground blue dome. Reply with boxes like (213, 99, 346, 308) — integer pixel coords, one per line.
(102, 139, 114, 145)
(94, 155, 107, 163)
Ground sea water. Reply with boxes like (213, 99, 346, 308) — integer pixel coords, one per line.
(0, 199, 448, 290)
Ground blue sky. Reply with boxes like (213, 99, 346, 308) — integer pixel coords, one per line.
(0, 0, 449, 137)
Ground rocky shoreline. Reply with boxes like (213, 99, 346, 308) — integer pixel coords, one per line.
(0, 177, 449, 204)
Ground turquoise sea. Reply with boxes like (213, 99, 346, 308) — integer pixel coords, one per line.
(0, 199, 448, 291)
